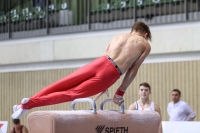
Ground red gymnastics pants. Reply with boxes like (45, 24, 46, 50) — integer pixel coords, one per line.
(22, 56, 121, 109)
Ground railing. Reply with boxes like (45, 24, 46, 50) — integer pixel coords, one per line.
(0, 0, 200, 40)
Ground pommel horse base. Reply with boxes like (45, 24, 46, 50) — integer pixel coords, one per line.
(27, 98, 160, 133)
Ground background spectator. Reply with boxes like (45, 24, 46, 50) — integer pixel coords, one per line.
(167, 89, 196, 121)
(129, 82, 162, 133)
(10, 119, 29, 133)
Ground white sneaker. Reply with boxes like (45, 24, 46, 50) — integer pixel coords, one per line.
(11, 98, 30, 119)
(11, 107, 28, 119)
(13, 105, 21, 112)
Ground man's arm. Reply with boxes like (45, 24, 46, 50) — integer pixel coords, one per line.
(113, 43, 150, 105)
(118, 43, 151, 92)
(185, 104, 196, 121)
(155, 104, 163, 133)
(22, 125, 29, 133)
(104, 43, 110, 55)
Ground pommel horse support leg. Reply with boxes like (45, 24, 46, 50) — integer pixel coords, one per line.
(27, 98, 160, 133)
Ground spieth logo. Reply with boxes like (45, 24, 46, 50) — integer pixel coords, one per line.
(96, 125, 105, 133)
(96, 125, 128, 133)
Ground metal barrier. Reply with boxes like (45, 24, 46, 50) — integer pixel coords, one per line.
(0, 0, 200, 40)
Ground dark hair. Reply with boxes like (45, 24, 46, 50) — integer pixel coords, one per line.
(13, 119, 20, 124)
(172, 89, 181, 96)
(139, 82, 151, 91)
(131, 21, 152, 41)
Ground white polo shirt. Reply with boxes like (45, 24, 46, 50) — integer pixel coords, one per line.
(167, 100, 196, 121)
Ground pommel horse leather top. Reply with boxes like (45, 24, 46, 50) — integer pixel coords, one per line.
(27, 98, 160, 133)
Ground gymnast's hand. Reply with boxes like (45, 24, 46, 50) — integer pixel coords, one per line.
(113, 94, 124, 106)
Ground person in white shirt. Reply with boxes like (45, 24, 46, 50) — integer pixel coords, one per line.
(129, 82, 162, 133)
(167, 89, 196, 121)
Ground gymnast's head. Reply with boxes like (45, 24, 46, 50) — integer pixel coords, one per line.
(131, 21, 152, 41)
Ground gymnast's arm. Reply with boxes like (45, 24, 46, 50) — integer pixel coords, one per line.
(155, 104, 163, 133)
(117, 44, 151, 92)
(113, 45, 150, 106)
(104, 43, 110, 55)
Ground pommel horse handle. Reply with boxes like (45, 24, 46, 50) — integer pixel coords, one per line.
(71, 98, 97, 114)
(100, 98, 124, 114)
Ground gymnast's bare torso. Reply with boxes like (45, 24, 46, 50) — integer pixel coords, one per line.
(105, 32, 151, 75)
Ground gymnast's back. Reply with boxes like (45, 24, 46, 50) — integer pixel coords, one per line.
(105, 33, 151, 74)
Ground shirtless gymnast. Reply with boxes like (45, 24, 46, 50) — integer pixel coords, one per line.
(12, 21, 151, 119)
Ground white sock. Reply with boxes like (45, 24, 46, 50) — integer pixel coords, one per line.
(11, 107, 28, 119)
(21, 98, 29, 104)
(13, 105, 21, 113)
(12, 98, 30, 118)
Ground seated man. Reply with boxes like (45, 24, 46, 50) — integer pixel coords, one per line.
(129, 82, 162, 133)
(10, 119, 29, 133)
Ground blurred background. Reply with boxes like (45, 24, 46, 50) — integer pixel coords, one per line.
(0, 0, 200, 39)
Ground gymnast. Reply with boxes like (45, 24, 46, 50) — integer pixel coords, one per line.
(12, 21, 151, 119)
